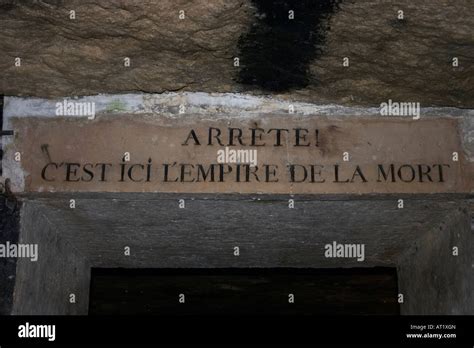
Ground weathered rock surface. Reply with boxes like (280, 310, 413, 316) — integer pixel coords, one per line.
(0, 0, 473, 107)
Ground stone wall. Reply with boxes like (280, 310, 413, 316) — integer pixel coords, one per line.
(11, 202, 90, 315)
(0, 0, 472, 317)
(398, 204, 473, 314)
(1, 0, 473, 107)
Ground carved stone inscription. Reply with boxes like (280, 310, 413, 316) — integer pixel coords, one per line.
(8, 116, 469, 193)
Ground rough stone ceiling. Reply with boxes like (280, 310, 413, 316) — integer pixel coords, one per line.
(0, 0, 473, 107)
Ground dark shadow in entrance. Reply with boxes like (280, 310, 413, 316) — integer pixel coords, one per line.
(89, 268, 399, 315)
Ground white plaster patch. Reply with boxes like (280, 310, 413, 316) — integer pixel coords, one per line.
(4, 92, 474, 123)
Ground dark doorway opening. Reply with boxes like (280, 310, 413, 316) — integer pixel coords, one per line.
(89, 268, 399, 315)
